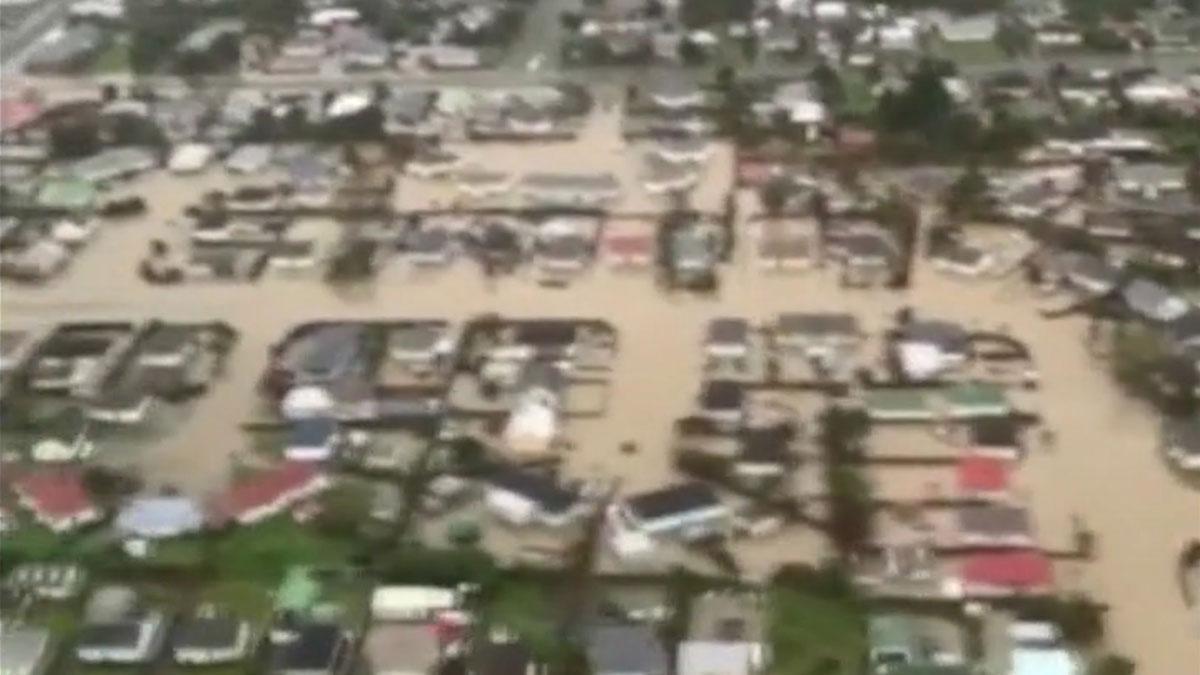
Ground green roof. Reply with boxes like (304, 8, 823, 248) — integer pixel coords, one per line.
(942, 382, 1009, 411)
(866, 389, 930, 414)
(36, 178, 96, 211)
(275, 566, 321, 613)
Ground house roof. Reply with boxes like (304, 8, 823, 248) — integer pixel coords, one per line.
(288, 417, 337, 448)
(969, 416, 1019, 448)
(139, 324, 197, 358)
(739, 425, 792, 465)
(390, 323, 448, 353)
(1163, 416, 1200, 456)
(76, 620, 144, 650)
(1, 627, 51, 675)
(677, 641, 756, 675)
(115, 496, 206, 538)
(272, 623, 344, 672)
(700, 380, 744, 412)
(585, 622, 668, 675)
(36, 178, 97, 211)
(173, 617, 246, 651)
(406, 227, 452, 254)
(706, 318, 750, 346)
(1166, 309, 1200, 346)
(512, 321, 577, 348)
(957, 504, 1031, 537)
(865, 389, 930, 414)
(957, 456, 1009, 493)
(0, 98, 43, 134)
(287, 323, 364, 379)
(625, 482, 720, 521)
(903, 320, 970, 353)
(960, 551, 1053, 589)
(12, 468, 95, 520)
(472, 640, 535, 675)
(487, 467, 578, 514)
(776, 312, 859, 339)
(216, 462, 324, 520)
(943, 382, 1008, 411)
(1121, 278, 1188, 321)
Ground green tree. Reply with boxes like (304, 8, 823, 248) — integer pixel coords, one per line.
(994, 15, 1033, 58)
(1186, 154, 1200, 203)
(1110, 323, 1171, 398)
(679, 0, 752, 29)
(876, 59, 957, 138)
(760, 177, 793, 215)
(943, 164, 990, 217)
(314, 482, 371, 537)
(242, 0, 304, 37)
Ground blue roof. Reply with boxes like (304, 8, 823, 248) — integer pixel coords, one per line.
(115, 496, 205, 538)
(289, 417, 337, 447)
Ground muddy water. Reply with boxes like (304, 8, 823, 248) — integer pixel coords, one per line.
(4, 151, 1198, 673)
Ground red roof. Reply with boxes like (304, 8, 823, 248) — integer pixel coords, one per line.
(957, 456, 1010, 493)
(217, 462, 323, 519)
(0, 98, 42, 134)
(961, 551, 1054, 590)
(12, 468, 95, 520)
(605, 234, 654, 255)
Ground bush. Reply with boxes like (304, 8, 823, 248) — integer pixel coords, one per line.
(379, 545, 499, 587)
(1090, 654, 1136, 675)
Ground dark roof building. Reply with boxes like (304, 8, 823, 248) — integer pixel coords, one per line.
(271, 624, 351, 675)
(585, 622, 669, 675)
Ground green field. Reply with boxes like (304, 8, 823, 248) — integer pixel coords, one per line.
(768, 588, 868, 675)
(91, 40, 130, 74)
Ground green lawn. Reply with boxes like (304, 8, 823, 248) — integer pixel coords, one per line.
(768, 588, 868, 675)
(91, 40, 130, 74)
(213, 517, 358, 581)
(936, 40, 1005, 66)
(840, 71, 875, 117)
(484, 582, 558, 660)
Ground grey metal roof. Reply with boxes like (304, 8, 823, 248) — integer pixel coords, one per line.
(1, 627, 51, 675)
(1164, 416, 1200, 456)
(25, 24, 103, 70)
(777, 312, 859, 338)
(1121, 278, 1184, 319)
(586, 623, 668, 675)
(957, 504, 1031, 537)
(173, 617, 246, 651)
(707, 318, 750, 346)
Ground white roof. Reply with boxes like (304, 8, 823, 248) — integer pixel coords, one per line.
(168, 143, 213, 172)
(678, 641, 760, 675)
(371, 586, 457, 618)
(327, 91, 373, 119)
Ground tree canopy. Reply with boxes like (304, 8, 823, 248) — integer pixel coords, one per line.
(679, 0, 753, 29)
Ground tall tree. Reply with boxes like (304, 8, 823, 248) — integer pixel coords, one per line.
(242, 0, 305, 38)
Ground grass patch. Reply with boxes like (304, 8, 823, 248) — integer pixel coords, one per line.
(484, 581, 559, 660)
(91, 39, 131, 74)
(840, 71, 875, 117)
(768, 587, 868, 675)
(213, 517, 358, 582)
(936, 40, 1005, 65)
